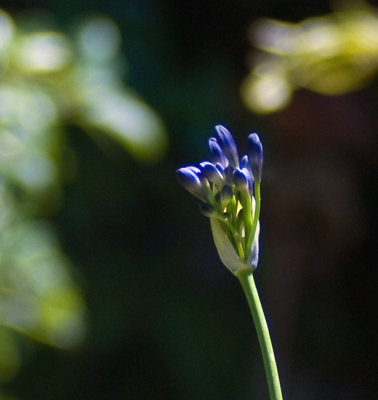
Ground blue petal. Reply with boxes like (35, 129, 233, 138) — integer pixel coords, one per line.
(176, 167, 200, 187)
(215, 125, 239, 168)
(187, 166, 201, 174)
(200, 161, 224, 186)
(240, 156, 254, 192)
(208, 137, 227, 166)
(243, 168, 254, 193)
(240, 155, 249, 170)
(215, 163, 225, 174)
(247, 133, 263, 182)
(233, 168, 248, 190)
(176, 167, 207, 201)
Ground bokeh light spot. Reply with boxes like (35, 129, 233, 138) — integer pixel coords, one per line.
(15, 32, 72, 72)
(78, 16, 120, 61)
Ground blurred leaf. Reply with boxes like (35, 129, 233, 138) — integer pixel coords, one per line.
(78, 84, 168, 161)
(0, 218, 85, 349)
(242, 4, 378, 113)
(0, 6, 168, 385)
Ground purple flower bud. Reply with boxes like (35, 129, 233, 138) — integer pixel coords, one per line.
(176, 167, 207, 202)
(208, 137, 227, 166)
(215, 125, 239, 168)
(186, 166, 201, 175)
(244, 168, 254, 192)
(215, 163, 225, 175)
(200, 161, 224, 186)
(176, 166, 200, 187)
(239, 156, 254, 193)
(240, 155, 249, 170)
(233, 168, 249, 190)
(176, 124, 263, 272)
(247, 133, 263, 182)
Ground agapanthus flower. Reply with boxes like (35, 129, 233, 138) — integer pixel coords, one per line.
(177, 125, 263, 274)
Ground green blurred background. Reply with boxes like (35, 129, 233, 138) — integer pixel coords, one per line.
(0, 0, 377, 399)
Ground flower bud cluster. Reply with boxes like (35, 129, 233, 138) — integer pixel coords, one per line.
(177, 125, 263, 273)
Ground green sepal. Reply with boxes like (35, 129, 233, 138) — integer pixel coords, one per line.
(210, 218, 247, 273)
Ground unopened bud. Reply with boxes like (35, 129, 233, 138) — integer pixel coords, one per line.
(247, 133, 263, 182)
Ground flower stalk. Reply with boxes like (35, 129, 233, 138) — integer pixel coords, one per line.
(235, 268, 283, 400)
(177, 125, 283, 400)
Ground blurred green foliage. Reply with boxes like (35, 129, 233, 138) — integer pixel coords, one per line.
(241, 2, 378, 113)
(0, 7, 167, 384)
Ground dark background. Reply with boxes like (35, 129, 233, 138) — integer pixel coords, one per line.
(2, 0, 378, 399)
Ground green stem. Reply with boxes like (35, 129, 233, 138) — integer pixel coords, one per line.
(235, 268, 283, 400)
(240, 191, 252, 256)
(246, 182, 261, 262)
